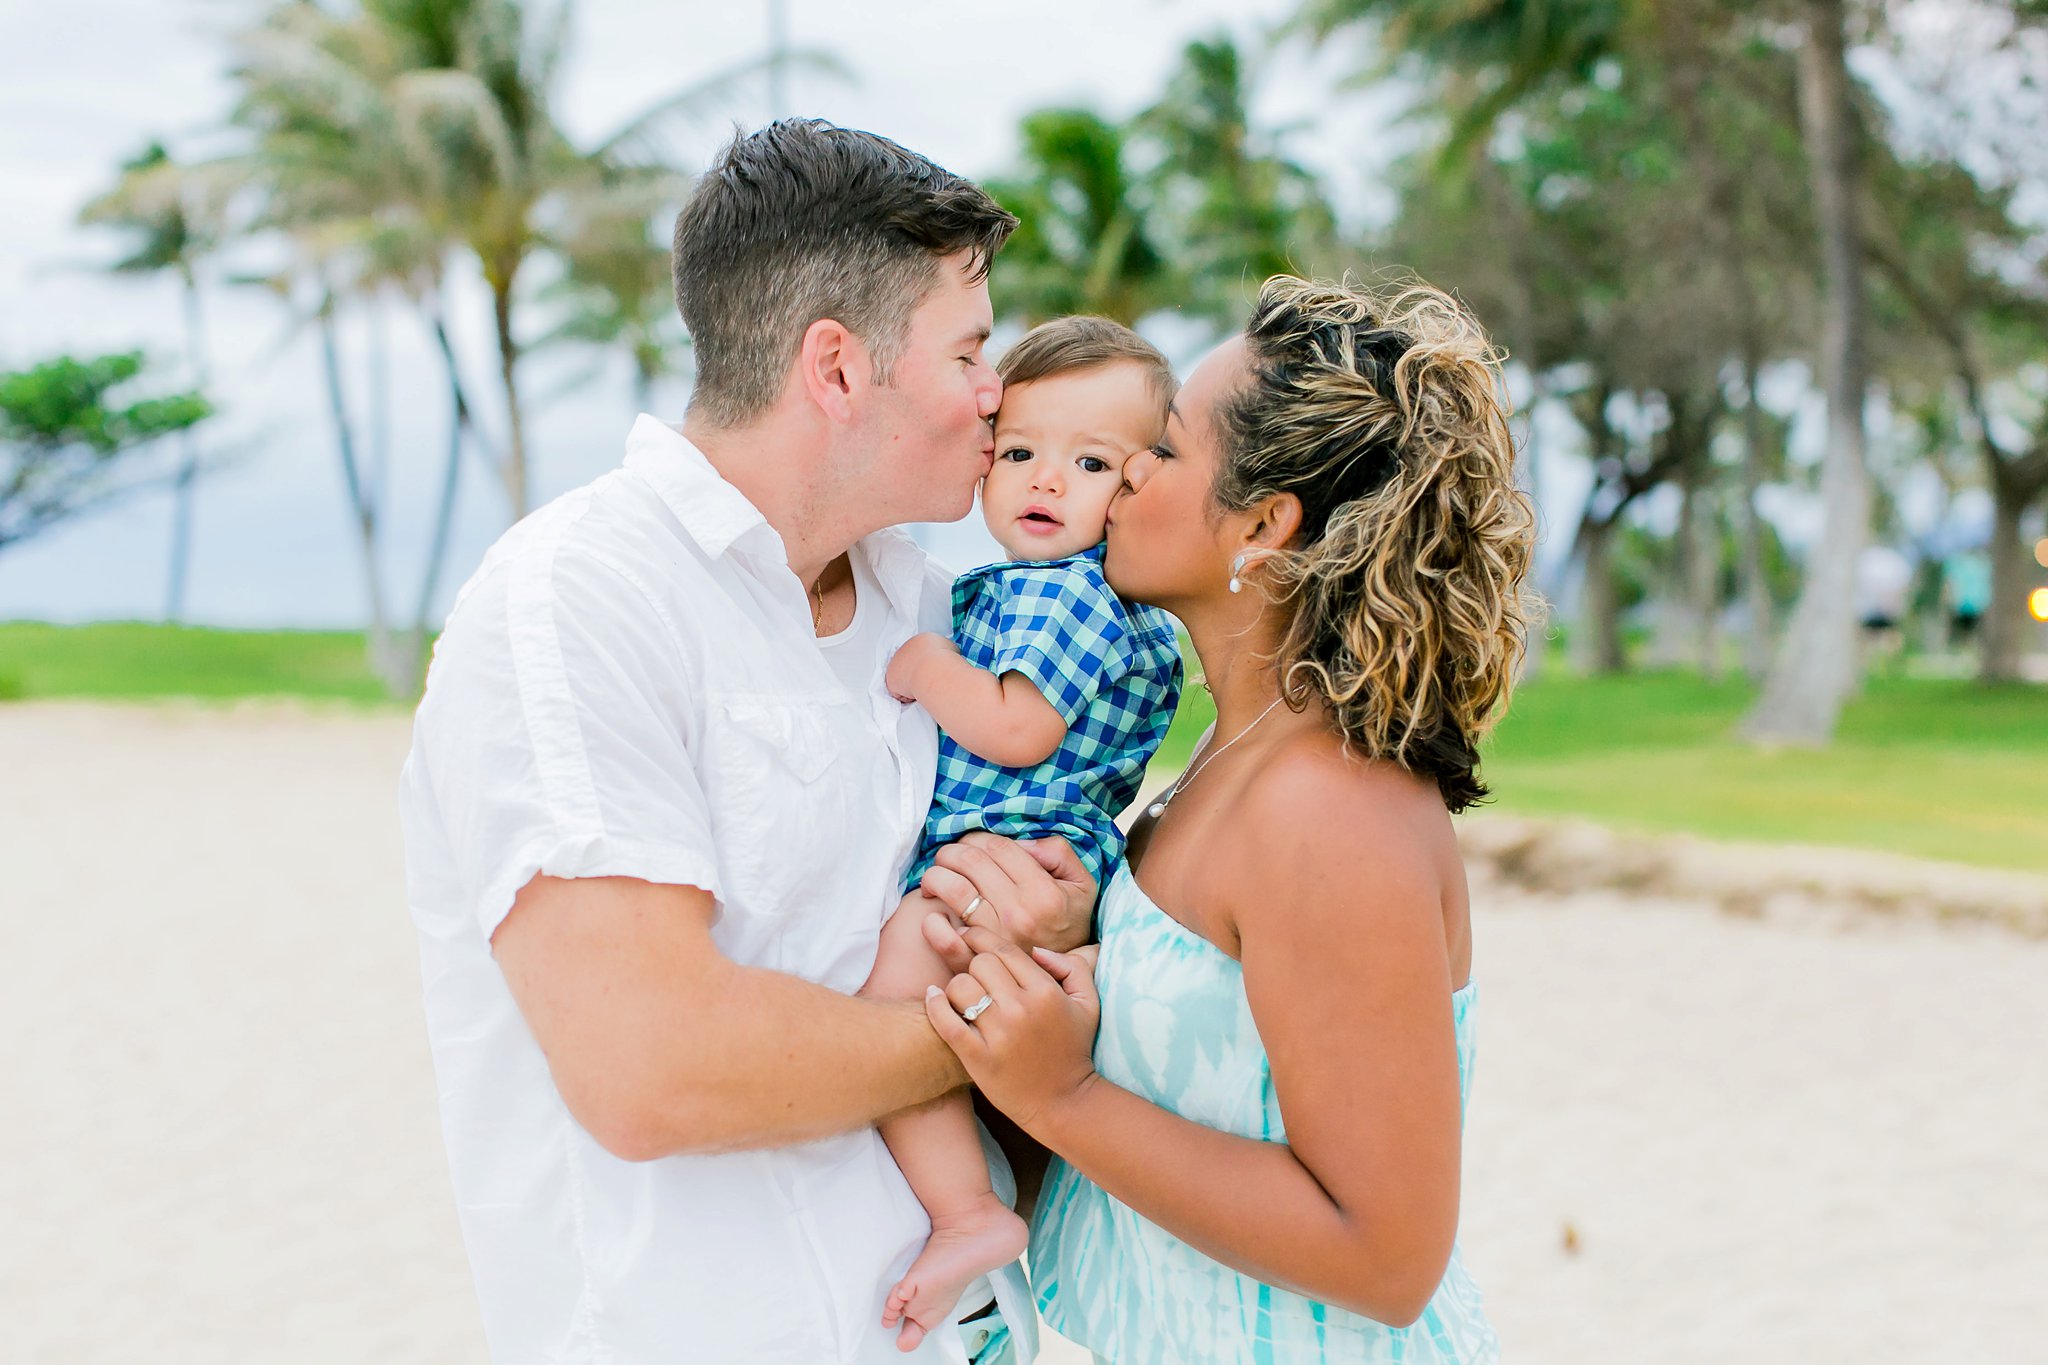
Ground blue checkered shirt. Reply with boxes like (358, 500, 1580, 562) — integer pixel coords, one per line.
(907, 545, 1183, 891)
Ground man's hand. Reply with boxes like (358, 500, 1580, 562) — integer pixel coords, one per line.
(886, 631, 959, 703)
(916, 831, 1096, 961)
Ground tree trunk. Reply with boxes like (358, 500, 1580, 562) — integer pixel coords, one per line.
(1671, 465, 1724, 677)
(1737, 348, 1774, 681)
(1744, 0, 1871, 745)
(1980, 455, 2046, 684)
(1689, 485, 1722, 677)
(396, 311, 477, 687)
(316, 295, 404, 697)
(1651, 457, 1700, 669)
(491, 265, 531, 519)
(1576, 516, 1627, 675)
(369, 294, 392, 523)
(164, 272, 209, 622)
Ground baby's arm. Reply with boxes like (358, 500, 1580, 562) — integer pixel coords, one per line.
(887, 632, 1068, 768)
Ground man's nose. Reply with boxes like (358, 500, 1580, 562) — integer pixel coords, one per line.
(977, 370, 1003, 420)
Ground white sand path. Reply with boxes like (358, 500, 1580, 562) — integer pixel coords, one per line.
(2, 702, 2042, 1363)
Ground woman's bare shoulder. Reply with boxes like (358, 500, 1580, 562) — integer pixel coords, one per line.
(1250, 731, 1447, 837)
(1220, 732, 1454, 933)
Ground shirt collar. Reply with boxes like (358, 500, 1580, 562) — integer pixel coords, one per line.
(623, 414, 934, 621)
(858, 524, 939, 621)
(621, 415, 781, 562)
(953, 542, 1104, 590)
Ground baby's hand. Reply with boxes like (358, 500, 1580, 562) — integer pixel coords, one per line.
(886, 632, 958, 703)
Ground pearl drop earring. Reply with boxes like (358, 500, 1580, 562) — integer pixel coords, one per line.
(1229, 552, 1248, 594)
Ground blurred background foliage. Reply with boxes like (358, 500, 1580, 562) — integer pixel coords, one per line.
(3, 0, 2045, 866)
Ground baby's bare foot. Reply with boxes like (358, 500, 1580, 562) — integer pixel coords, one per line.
(881, 1196, 1029, 1353)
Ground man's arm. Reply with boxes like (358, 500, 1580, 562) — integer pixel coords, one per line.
(492, 872, 968, 1162)
(887, 632, 1066, 768)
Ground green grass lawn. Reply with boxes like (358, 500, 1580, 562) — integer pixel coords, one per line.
(0, 621, 394, 703)
(6, 622, 2044, 872)
(1154, 667, 2047, 873)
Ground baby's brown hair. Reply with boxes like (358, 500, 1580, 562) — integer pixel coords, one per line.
(996, 316, 1176, 415)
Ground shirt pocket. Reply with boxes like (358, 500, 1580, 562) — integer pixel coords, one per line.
(702, 692, 851, 915)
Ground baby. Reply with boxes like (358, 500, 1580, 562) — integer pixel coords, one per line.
(863, 316, 1184, 1351)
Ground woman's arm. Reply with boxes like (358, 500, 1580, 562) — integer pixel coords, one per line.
(926, 767, 1464, 1326)
(887, 632, 1067, 768)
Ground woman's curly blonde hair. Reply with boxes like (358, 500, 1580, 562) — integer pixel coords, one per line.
(1215, 275, 1535, 811)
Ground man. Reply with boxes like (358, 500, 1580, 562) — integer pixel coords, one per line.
(399, 121, 1096, 1364)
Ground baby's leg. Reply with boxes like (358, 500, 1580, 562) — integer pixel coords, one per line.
(862, 892, 1029, 1352)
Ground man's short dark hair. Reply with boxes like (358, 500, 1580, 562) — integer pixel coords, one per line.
(671, 120, 1018, 427)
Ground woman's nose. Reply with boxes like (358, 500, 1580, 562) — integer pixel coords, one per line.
(1122, 448, 1158, 493)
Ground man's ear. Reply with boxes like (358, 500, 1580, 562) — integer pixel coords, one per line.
(797, 317, 870, 424)
(1244, 491, 1304, 552)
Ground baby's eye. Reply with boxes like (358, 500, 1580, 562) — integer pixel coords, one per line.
(1078, 456, 1111, 474)
(999, 447, 1033, 463)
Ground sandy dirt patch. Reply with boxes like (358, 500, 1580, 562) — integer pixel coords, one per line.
(2, 702, 2041, 1362)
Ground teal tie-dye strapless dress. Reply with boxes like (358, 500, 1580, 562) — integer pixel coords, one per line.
(1030, 862, 1498, 1364)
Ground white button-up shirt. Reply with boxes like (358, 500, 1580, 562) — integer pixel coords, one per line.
(399, 417, 1038, 1365)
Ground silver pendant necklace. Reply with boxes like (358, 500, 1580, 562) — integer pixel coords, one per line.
(1145, 696, 1285, 821)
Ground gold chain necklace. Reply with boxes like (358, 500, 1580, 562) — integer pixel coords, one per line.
(1145, 696, 1284, 821)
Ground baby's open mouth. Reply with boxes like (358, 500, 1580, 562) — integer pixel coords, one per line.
(1021, 511, 1061, 526)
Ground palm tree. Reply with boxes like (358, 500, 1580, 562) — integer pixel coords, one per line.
(540, 168, 692, 417)
(987, 109, 1173, 327)
(1134, 36, 1340, 328)
(1741, 0, 1873, 743)
(78, 142, 229, 621)
(224, 0, 780, 691)
(1292, 0, 1624, 160)
(238, 0, 779, 519)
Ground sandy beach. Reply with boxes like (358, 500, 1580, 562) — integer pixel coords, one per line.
(3, 701, 2043, 1363)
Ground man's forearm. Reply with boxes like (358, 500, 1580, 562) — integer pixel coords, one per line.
(493, 873, 969, 1163)
(640, 959, 969, 1157)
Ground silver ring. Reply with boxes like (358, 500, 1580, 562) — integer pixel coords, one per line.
(961, 994, 994, 1023)
(961, 895, 987, 922)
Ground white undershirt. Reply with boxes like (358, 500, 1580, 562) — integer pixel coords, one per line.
(817, 548, 889, 698)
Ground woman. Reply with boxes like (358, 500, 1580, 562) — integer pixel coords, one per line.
(920, 275, 1533, 1363)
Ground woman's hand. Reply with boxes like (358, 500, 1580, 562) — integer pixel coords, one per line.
(916, 830, 1096, 954)
(925, 926, 1101, 1135)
